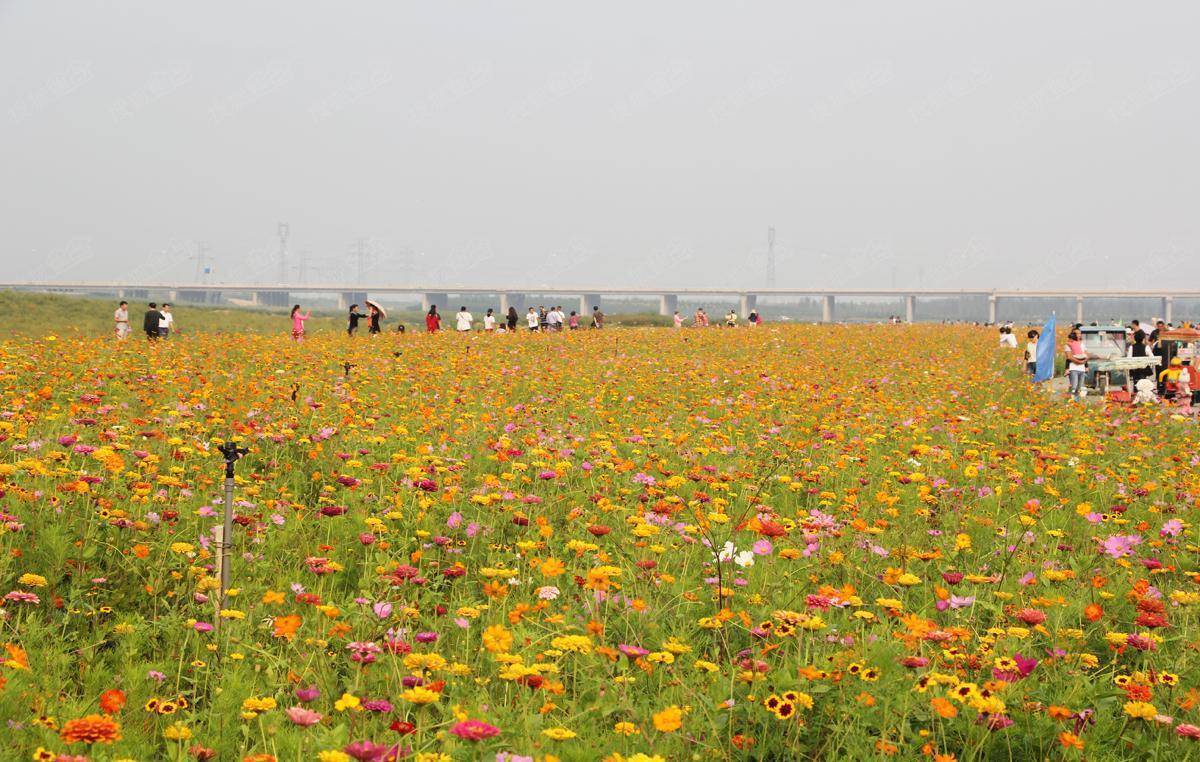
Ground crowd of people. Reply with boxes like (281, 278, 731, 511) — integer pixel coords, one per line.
(115, 299, 778, 341)
(114, 301, 175, 340)
(1000, 317, 1200, 405)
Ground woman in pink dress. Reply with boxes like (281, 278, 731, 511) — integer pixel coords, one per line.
(290, 304, 311, 341)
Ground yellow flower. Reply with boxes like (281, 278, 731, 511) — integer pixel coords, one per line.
(482, 624, 513, 654)
(1123, 701, 1157, 720)
(614, 721, 638, 736)
(334, 693, 361, 712)
(401, 687, 440, 704)
(163, 722, 192, 741)
(317, 752, 352, 762)
(542, 727, 577, 740)
(17, 574, 47, 587)
(550, 635, 593, 654)
(652, 705, 683, 733)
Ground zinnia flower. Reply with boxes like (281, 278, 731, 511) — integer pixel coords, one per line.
(59, 714, 121, 744)
(450, 719, 501, 740)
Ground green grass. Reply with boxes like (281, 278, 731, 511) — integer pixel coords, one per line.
(0, 291, 673, 338)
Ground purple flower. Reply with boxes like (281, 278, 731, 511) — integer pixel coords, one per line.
(295, 685, 320, 702)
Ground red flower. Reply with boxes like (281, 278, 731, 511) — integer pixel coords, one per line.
(99, 689, 126, 715)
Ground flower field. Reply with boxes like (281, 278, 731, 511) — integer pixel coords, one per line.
(1, 324, 1199, 761)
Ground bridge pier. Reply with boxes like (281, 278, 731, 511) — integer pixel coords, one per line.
(1075, 296, 1084, 325)
(580, 293, 602, 315)
(1162, 296, 1174, 325)
(421, 292, 448, 313)
(658, 294, 678, 316)
(821, 295, 836, 323)
(254, 291, 290, 308)
(904, 295, 916, 324)
(338, 291, 369, 311)
(987, 295, 997, 324)
(500, 292, 526, 314)
(739, 294, 757, 317)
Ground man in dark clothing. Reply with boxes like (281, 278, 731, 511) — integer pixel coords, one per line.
(347, 304, 368, 336)
(143, 303, 162, 340)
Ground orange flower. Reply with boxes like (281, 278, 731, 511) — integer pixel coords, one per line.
(272, 614, 302, 641)
(1047, 705, 1072, 721)
(132, 544, 150, 559)
(59, 714, 121, 744)
(1084, 604, 1103, 622)
(930, 697, 958, 719)
(99, 689, 126, 714)
(1058, 731, 1084, 750)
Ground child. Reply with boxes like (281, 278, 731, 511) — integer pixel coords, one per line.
(1024, 330, 1039, 375)
(347, 304, 368, 337)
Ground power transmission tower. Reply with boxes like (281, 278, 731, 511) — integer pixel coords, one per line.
(355, 238, 367, 285)
(767, 227, 776, 288)
(277, 222, 290, 283)
(193, 241, 211, 283)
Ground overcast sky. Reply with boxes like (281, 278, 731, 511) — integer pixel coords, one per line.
(2, 2, 1197, 291)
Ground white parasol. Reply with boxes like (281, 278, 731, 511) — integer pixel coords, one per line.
(365, 299, 387, 318)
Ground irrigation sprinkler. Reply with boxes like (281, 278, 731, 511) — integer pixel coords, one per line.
(216, 439, 248, 626)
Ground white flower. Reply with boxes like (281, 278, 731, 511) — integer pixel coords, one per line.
(536, 586, 560, 600)
(734, 550, 755, 568)
(716, 541, 736, 563)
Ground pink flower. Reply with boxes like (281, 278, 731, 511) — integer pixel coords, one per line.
(751, 539, 773, 556)
(372, 601, 393, 619)
(450, 719, 501, 741)
(1100, 534, 1142, 559)
(1161, 519, 1184, 537)
(286, 706, 323, 726)
(1177, 723, 1200, 739)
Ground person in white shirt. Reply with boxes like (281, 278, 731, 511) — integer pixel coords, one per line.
(1023, 329, 1039, 375)
(547, 306, 563, 331)
(114, 301, 130, 339)
(455, 306, 473, 332)
(526, 308, 540, 331)
(158, 303, 175, 338)
(483, 308, 496, 331)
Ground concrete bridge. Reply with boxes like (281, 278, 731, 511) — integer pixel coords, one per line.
(1, 281, 1194, 324)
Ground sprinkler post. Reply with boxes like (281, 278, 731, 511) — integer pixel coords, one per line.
(216, 439, 248, 625)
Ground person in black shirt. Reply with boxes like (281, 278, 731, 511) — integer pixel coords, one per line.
(347, 304, 368, 336)
(368, 305, 383, 335)
(143, 302, 162, 340)
(506, 306, 519, 331)
(1130, 329, 1152, 387)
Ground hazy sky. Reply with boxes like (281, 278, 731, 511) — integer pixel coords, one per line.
(2, 2, 1198, 290)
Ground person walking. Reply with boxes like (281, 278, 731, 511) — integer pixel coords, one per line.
(455, 306, 473, 333)
(1064, 329, 1088, 399)
(290, 304, 311, 341)
(114, 301, 130, 340)
(591, 306, 605, 329)
(526, 307, 539, 331)
(143, 302, 162, 340)
(425, 305, 441, 333)
(368, 305, 383, 335)
(347, 304, 368, 337)
(506, 306, 519, 331)
(158, 303, 175, 338)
